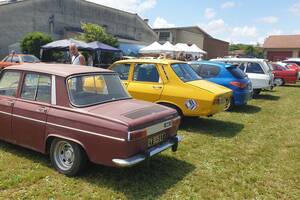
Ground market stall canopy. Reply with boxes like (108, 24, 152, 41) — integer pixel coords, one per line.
(162, 41, 182, 52)
(41, 39, 91, 50)
(190, 44, 207, 54)
(87, 41, 121, 52)
(139, 41, 164, 54)
(175, 43, 192, 52)
(175, 43, 207, 54)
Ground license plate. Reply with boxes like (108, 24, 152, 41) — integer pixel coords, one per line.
(147, 120, 172, 136)
(148, 132, 168, 148)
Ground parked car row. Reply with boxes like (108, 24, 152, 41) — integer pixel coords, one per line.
(0, 55, 298, 176)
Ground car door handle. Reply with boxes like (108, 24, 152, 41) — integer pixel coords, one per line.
(152, 86, 162, 89)
(7, 100, 15, 106)
(37, 107, 48, 113)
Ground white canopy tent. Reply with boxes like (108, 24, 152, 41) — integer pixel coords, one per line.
(139, 41, 164, 54)
(162, 41, 182, 52)
(190, 44, 207, 54)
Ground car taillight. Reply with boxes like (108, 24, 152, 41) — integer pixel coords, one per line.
(230, 81, 247, 89)
(167, 117, 181, 134)
(128, 129, 147, 141)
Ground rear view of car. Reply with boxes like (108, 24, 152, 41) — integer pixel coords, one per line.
(189, 61, 252, 110)
(211, 58, 274, 96)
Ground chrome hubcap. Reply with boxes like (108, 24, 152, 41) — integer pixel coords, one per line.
(224, 98, 231, 110)
(274, 78, 283, 86)
(54, 141, 75, 171)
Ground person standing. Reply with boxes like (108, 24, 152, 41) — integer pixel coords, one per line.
(69, 43, 86, 65)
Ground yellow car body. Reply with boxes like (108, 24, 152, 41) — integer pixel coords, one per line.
(109, 59, 232, 117)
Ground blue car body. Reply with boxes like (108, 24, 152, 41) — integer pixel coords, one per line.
(189, 61, 252, 106)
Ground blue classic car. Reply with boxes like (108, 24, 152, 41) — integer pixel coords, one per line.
(189, 61, 252, 110)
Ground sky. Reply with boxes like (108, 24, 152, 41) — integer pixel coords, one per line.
(2, 0, 300, 44)
(85, 0, 300, 44)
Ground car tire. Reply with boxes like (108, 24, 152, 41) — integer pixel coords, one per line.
(274, 78, 284, 86)
(50, 138, 87, 176)
(224, 97, 234, 111)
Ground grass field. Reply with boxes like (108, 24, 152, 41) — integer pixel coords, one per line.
(0, 83, 299, 200)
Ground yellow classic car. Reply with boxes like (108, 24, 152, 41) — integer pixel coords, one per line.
(109, 59, 232, 117)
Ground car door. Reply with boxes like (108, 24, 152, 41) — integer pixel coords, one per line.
(127, 63, 164, 102)
(0, 71, 21, 142)
(12, 72, 51, 151)
(245, 62, 269, 89)
(110, 63, 131, 88)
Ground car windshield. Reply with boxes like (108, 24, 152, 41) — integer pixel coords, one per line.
(171, 63, 201, 82)
(67, 74, 131, 107)
(21, 55, 40, 63)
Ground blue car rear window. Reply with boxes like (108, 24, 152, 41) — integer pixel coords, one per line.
(227, 66, 247, 79)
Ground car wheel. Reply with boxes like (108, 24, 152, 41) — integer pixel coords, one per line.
(50, 138, 87, 176)
(274, 78, 284, 86)
(224, 97, 234, 111)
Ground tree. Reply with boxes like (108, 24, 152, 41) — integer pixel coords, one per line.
(20, 32, 52, 58)
(76, 23, 118, 47)
(229, 43, 264, 58)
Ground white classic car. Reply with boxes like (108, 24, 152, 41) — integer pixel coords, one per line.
(211, 58, 274, 96)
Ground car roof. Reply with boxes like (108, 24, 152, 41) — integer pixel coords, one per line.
(188, 60, 234, 68)
(211, 58, 267, 62)
(6, 63, 113, 77)
(285, 58, 300, 61)
(5, 54, 35, 57)
(113, 59, 185, 65)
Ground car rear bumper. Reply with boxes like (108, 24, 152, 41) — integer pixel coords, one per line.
(233, 91, 252, 105)
(112, 136, 182, 167)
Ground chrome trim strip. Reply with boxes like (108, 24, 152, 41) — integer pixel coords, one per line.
(47, 122, 126, 142)
(51, 75, 56, 105)
(112, 136, 182, 167)
(13, 114, 46, 124)
(0, 110, 11, 116)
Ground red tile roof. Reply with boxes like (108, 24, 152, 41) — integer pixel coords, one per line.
(263, 35, 300, 49)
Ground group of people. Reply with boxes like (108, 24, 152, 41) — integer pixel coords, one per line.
(157, 52, 201, 61)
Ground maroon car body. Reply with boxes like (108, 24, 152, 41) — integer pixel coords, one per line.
(271, 63, 298, 86)
(0, 64, 181, 176)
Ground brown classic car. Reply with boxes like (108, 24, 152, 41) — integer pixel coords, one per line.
(0, 64, 181, 176)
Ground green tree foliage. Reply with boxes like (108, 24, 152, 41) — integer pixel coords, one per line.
(229, 43, 264, 58)
(20, 32, 52, 58)
(77, 23, 118, 47)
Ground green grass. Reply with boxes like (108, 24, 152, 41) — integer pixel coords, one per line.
(0, 84, 300, 199)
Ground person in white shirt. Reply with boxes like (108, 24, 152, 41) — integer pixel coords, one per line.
(69, 43, 86, 66)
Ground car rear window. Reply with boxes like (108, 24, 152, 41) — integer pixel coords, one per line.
(171, 63, 201, 82)
(227, 66, 247, 79)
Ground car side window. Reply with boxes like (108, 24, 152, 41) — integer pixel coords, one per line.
(246, 62, 264, 74)
(238, 63, 246, 71)
(197, 64, 220, 78)
(133, 64, 160, 83)
(21, 73, 51, 103)
(111, 64, 130, 80)
(0, 71, 21, 97)
(4, 56, 12, 62)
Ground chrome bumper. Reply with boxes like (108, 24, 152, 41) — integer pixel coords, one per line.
(112, 136, 182, 167)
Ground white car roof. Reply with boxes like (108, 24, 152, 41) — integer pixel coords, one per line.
(285, 58, 300, 61)
(211, 58, 267, 62)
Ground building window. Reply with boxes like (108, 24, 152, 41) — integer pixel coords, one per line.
(159, 32, 171, 42)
